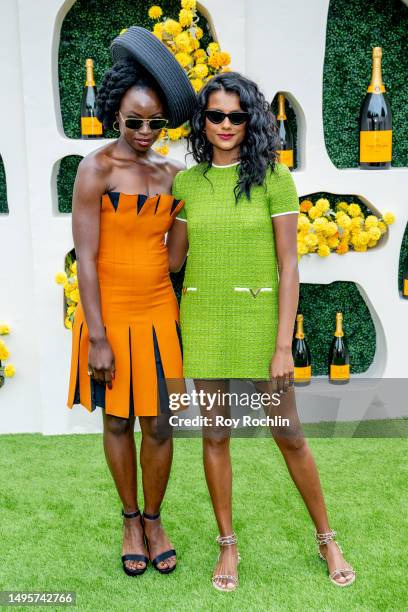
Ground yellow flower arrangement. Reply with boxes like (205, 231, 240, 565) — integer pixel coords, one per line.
(297, 197, 395, 258)
(55, 252, 80, 329)
(137, 2, 231, 154)
(0, 324, 15, 385)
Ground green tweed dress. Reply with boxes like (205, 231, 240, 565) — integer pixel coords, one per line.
(172, 161, 299, 379)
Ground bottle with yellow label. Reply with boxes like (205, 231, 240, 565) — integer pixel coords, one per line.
(275, 93, 294, 169)
(81, 59, 104, 139)
(359, 47, 392, 169)
(292, 314, 312, 385)
(402, 255, 408, 300)
(328, 312, 350, 384)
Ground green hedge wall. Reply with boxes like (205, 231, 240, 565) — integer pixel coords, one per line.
(57, 156, 82, 214)
(0, 156, 7, 214)
(323, 0, 408, 168)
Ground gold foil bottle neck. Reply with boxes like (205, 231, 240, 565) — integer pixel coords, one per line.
(295, 313, 305, 339)
(277, 93, 287, 120)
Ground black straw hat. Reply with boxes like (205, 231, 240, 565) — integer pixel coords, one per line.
(110, 26, 198, 128)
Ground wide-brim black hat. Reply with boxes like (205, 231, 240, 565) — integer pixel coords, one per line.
(110, 26, 198, 128)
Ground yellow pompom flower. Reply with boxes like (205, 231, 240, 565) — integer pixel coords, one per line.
(300, 200, 313, 213)
(317, 244, 331, 257)
(336, 242, 349, 255)
(325, 221, 338, 237)
(67, 305, 76, 316)
(189, 37, 200, 50)
(70, 289, 80, 303)
(153, 23, 164, 39)
(208, 53, 221, 69)
(368, 227, 381, 241)
(190, 78, 204, 92)
(364, 215, 379, 229)
(175, 52, 192, 68)
(382, 211, 395, 225)
(4, 364, 15, 377)
(348, 203, 362, 218)
(297, 241, 309, 256)
(175, 32, 191, 52)
(163, 19, 182, 36)
(182, 0, 196, 8)
(337, 201, 349, 212)
(359, 231, 371, 246)
(194, 49, 207, 63)
(208, 42, 220, 54)
(327, 236, 340, 249)
(378, 221, 387, 235)
(315, 198, 330, 213)
(179, 8, 193, 27)
(305, 234, 318, 250)
(0, 342, 10, 361)
(180, 124, 191, 137)
(308, 206, 322, 220)
(167, 128, 182, 141)
(148, 5, 163, 20)
(350, 217, 363, 231)
(64, 317, 73, 329)
(192, 63, 209, 79)
(217, 52, 231, 67)
(297, 215, 310, 232)
(354, 244, 367, 252)
(156, 145, 170, 156)
(337, 214, 352, 230)
(194, 26, 204, 40)
(0, 324, 10, 335)
(55, 271, 67, 285)
(312, 217, 329, 233)
(368, 239, 378, 248)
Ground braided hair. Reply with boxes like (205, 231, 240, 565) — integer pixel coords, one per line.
(95, 59, 166, 130)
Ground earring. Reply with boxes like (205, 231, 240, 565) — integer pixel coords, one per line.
(113, 120, 120, 132)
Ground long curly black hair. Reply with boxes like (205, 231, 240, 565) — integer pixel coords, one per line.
(188, 72, 279, 202)
(95, 59, 166, 130)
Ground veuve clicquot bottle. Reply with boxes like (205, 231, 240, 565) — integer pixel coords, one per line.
(292, 314, 312, 385)
(276, 93, 294, 169)
(359, 47, 392, 169)
(81, 59, 104, 139)
(402, 255, 408, 300)
(328, 312, 350, 384)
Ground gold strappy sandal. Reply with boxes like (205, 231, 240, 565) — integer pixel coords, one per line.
(212, 533, 241, 592)
(315, 530, 355, 587)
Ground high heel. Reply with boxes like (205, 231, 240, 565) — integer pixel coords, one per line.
(212, 533, 241, 592)
(142, 511, 177, 574)
(121, 509, 149, 577)
(315, 530, 355, 587)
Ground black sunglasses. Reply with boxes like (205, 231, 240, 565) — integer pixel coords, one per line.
(118, 111, 168, 130)
(204, 110, 249, 125)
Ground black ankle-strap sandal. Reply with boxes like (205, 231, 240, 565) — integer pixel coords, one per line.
(142, 511, 177, 574)
(121, 509, 149, 577)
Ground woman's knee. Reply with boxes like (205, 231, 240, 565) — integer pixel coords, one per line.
(103, 413, 133, 436)
(275, 431, 307, 454)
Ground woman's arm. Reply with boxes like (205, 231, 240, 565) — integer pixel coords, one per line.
(72, 157, 115, 388)
(166, 219, 188, 272)
(269, 214, 299, 392)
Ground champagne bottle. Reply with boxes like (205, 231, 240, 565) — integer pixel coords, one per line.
(275, 93, 294, 169)
(402, 255, 408, 299)
(81, 59, 104, 139)
(328, 312, 350, 384)
(292, 314, 312, 385)
(359, 47, 392, 169)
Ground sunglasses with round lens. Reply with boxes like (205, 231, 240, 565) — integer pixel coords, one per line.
(204, 110, 249, 125)
(118, 111, 168, 131)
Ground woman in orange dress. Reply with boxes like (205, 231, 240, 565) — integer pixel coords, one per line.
(66, 28, 196, 576)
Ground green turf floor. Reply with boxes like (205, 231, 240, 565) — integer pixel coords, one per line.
(0, 433, 407, 611)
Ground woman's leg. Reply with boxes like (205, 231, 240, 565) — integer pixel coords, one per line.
(102, 411, 148, 571)
(254, 381, 354, 585)
(194, 379, 239, 591)
(139, 414, 176, 570)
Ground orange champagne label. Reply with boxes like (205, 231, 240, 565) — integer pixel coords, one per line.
(294, 365, 311, 381)
(404, 279, 408, 297)
(81, 116, 103, 136)
(360, 130, 392, 162)
(277, 149, 294, 168)
(330, 364, 350, 380)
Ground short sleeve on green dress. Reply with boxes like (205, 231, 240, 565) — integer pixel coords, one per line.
(267, 163, 300, 217)
(172, 171, 187, 222)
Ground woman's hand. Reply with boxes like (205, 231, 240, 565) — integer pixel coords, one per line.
(88, 337, 116, 389)
(269, 346, 294, 394)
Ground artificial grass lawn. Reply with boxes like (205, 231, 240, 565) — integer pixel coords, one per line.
(1, 433, 407, 611)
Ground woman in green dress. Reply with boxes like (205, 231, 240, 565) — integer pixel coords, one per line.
(168, 72, 355, 591)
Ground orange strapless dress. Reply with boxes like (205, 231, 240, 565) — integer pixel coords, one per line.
(67, 191, 185, 418)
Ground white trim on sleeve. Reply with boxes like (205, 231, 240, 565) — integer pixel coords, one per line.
(271, 210, 299, 218)
(175, 216, 187, 222)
